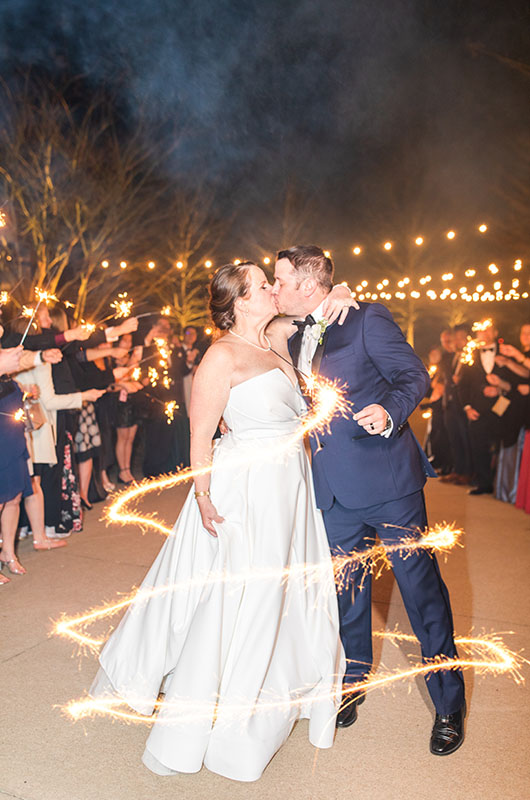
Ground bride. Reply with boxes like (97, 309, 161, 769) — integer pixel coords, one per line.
(90, 261, 354, 782)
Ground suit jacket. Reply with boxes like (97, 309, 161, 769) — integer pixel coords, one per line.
(457, 344, 514, 417)
(288, 302, 435, 511)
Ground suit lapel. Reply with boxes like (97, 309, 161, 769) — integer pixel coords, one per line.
(311, 328, 330, 376)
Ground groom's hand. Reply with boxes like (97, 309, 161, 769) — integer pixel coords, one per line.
(353, 404, 389, 435)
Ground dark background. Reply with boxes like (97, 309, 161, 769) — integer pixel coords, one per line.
(0, 0, 529, 351)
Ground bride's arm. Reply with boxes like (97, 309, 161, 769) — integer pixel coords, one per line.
(266, 283, 359, 344)
(321, 282, 359, 323)
(189, 343, 233, 537)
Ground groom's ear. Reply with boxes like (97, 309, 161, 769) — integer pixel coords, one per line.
(301, 276, 317, 297)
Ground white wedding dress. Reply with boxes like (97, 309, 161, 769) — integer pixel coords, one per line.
(90, 368, 345, 782)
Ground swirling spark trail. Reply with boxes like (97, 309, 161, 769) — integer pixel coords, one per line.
(61, 632, 526, 726)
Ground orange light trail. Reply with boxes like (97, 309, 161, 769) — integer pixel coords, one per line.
(53, 523, 463, 652)
(61, 631, 526, 726)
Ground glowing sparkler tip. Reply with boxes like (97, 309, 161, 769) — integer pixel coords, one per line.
(110, 292, 133, 319)
(13, 408, 25, 422)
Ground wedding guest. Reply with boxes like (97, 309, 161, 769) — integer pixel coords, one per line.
(499, 328, 530, 512)
(458, 320, 515, 495)
(13, 327, 104, 546)
(423, 345, 452, 473)
(169, 332, 192, 468)
(181, 325, 203, 415)
(140, 317, 178, 477)
(441, 324, 473, 486)
(113, 334, 142, 484)
(48, 307, 134, 511)
(0, 377, 32, 582)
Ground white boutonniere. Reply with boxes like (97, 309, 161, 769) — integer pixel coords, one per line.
(311, 319, 328, 345)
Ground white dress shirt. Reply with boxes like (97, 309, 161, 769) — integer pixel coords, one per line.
(296, 300, 393, 437)
(479, 345, 496, 375)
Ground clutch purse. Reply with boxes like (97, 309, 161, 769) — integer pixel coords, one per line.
(23, 396, 46, 431)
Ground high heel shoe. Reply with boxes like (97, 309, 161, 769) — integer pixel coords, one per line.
(118, 469, 133, 485)
(81, 498, 93, 510)
(0, 557, 26, 575)
(102, 481, 116, 493)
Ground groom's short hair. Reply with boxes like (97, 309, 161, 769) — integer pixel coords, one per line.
(277, 245, 334, 291)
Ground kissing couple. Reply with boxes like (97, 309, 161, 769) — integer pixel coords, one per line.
(89, 245, 466, 781)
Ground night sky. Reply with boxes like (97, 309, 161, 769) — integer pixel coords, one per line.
(0, 0, 529, 275)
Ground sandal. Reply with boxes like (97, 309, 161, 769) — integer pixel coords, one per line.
(0, 557, 26, 575)
(33, 538, 68, 551)
(0, 574, 10, 585)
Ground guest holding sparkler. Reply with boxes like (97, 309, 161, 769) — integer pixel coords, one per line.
(458, 320, 515, 495)
(498, 325, 530, 512)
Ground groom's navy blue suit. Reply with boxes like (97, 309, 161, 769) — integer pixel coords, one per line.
(288, 302, 465, 715)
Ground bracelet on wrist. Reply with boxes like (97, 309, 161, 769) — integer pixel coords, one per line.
(194, 490, 210, 498)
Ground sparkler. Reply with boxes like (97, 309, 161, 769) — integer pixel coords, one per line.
(53, 523, 463, 653)
(460, 336, 480, 366)
(165, 400, 177, 423)
(60, 631, 526, 726)
(34, 287, 58, 305)
(131, 366, 141, 381)
(0, 290, 9, 305)
(148, 367, 159, 387)
(21, 305, 33, 318)
(472, 318, 493, 333)
(0, 408, 25, 421)
(110, 292, 133, 319)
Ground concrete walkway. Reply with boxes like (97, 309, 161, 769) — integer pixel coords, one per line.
(1, 478, 529, 800)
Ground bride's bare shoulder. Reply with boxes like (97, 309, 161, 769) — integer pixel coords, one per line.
(198, 334, 236, 373)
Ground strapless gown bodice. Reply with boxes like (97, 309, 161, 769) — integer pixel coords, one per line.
(221, 367, 306, 440)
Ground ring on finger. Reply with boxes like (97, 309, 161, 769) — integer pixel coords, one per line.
(369, 422, 375, 431)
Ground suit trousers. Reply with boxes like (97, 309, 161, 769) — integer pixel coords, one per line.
(322, 490, 465, 715)
(444, 401, 472, 476)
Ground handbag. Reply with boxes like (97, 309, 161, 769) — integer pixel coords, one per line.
(23, 396, 47, 432)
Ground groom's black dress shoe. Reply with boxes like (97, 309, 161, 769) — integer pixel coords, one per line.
(336, 692, 365, 728)
(430, 704, 466, 756)
(468, 486, 493, 495)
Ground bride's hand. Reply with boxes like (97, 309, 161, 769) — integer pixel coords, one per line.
(197, 496, 225, 537)
(322, 284, 359, 326)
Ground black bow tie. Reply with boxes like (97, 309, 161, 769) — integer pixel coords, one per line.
(480, 347, 495, 353)
(292, 314, 316, 335)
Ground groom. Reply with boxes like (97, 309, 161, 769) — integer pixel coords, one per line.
(272, 245, 466, 756)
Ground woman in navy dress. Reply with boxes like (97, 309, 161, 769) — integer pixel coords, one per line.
(0, 378, 33, 583)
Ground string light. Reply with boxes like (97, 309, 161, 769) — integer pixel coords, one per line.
(383, 242, 392, 251)
(147, 261, 156, 270)
(446, 230, 456, 240)
(205, 260, 212, 269)
(324, 250, 331, 258)
(176, 261, 184, 270)
(119, 261, 127, 270)
(353, 246, 362, 255)
(478, 224, 488, 233)
(101, 260, 109, 269)
(488, 263, 499, 274)
(415, 236, 424, 246)
(263, 257, 271, 265)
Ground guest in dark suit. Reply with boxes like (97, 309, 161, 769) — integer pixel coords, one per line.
(457, 320, 515, 495)
(273, 245, 465, 756)
(441, 324, 473, 485)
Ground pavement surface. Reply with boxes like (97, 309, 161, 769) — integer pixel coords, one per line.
(1, 477, 529, 800)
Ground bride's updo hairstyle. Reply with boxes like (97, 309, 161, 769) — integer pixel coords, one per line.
(209, 261, 256, 330)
